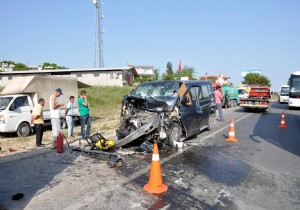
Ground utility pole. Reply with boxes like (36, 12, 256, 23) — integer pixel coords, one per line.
(93, 0, 104, 68)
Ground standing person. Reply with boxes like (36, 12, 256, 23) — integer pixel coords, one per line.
(65, 96, 75, 140)
(50, 88, 64, 149)
(214, 86, 225, 122)
(78, 90, 91, 139)
(224, 90, 230, 110)
(32, 98, 45, 147)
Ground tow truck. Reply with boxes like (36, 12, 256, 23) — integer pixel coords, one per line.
(239, 86, 271, 112)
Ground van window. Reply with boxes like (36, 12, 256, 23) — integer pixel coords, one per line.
(187, 87, 201, 104)
(202, 84, 211, 99)
(14, 96, 29, 109)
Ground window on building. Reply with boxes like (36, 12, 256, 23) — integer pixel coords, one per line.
(8, 75, 12, 80)
(77, 72, 82, 77)
(50, 72, 71, 76)
(94, 72, 99, 77)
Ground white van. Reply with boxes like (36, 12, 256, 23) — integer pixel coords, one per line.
(279, 85, 289, 104)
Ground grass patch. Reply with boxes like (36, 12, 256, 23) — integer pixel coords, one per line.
(79, 86, 133, 121)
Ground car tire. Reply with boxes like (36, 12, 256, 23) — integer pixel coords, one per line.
(17, 122, 31, 137)
(207, 113, 216, 131)
(167, 122, 181, 146)
(61, 119, 67, 129)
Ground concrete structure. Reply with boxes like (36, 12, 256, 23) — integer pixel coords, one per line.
(0, 67, 138, 87)
(130, 65, 154, 78)
(198, 74, 231, 85)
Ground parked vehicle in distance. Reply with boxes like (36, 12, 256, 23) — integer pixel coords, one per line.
(116, 80, 216, 147)
(288, 71, 300, 109)
(240, 86, 271, 112)
(278, 85, 289, 104)
(0, 76, 79, 136)
(212, 83, 240, 107)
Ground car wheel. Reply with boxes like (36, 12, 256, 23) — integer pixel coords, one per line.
(207, 113, 216, 131)
(61, 119, 67, 129)
(167, 122, 181, 146)
(17, 122, 31, 137)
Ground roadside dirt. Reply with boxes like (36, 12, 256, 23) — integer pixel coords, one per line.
(0, 119, 119, 157)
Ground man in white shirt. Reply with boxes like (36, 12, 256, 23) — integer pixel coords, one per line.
(49, 88, 64, 149)
(65, 96, 75, 139)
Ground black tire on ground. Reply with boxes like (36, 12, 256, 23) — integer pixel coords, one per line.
(17, 122, 31, 137)
(207, 113, 216, 131)
(61, 119, 67, 129)
(166, 122, 181, 146)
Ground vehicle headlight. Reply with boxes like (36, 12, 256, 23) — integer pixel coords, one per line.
(0, 115, 5, 124)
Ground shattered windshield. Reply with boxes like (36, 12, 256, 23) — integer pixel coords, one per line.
(134, 81, 179, 97)
(0, 97, 13, 110)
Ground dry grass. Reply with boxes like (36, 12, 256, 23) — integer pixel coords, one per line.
(82, 86, 133, 121)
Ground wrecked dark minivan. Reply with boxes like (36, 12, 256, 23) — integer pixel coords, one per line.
(116, 80, 216, 147)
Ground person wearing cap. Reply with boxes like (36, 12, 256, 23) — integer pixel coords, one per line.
(49, 88, 64, 149)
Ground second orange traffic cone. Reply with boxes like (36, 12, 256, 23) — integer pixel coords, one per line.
(144, 143, 168, 194)
(226, 119, 238, 142)
(278, 111, 288, 128)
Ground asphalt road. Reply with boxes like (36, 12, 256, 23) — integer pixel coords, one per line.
(1, 103, 300, 210)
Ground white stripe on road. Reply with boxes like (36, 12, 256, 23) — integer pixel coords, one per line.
(117, 113, 252, 186)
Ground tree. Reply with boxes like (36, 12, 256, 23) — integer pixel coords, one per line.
(14, 63, 29, 71)
(174, 65, 196, 80)
(42, 62, 67, 70)
(153, 68, 160, 80)
(162, 73, 174, 80)
(163, 62, 174, 80)
(166, 62, 173, 75)
(243, 73, 271, 87)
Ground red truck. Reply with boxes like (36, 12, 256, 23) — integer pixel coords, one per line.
(239, 86, 271, 112)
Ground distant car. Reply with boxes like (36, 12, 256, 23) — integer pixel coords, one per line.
(116, 80, 217, 147)
(279, 85, 289, 104)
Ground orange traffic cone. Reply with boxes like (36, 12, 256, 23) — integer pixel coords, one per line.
(144, 143, 168, 194)
(278, 111, 288, 128)
(226, 119, 238, 142)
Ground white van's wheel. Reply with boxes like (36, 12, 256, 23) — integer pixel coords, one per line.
(61, 119, 67, 129)
(17, 122, 31, 137)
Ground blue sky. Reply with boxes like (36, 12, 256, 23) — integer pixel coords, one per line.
(1, 0, 299, 90)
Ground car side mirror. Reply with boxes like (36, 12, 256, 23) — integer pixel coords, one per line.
(180, 96, 189, 105)
(9, 103, 16, 111)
